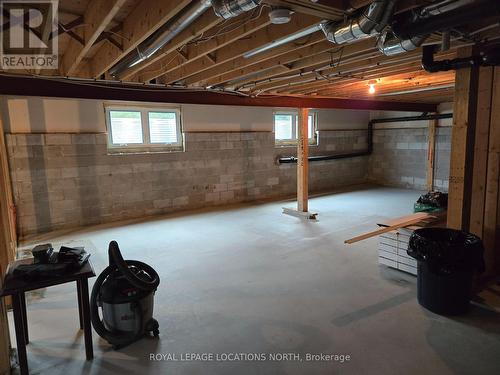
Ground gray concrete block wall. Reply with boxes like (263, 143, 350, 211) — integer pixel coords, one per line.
(7, 130, 368, 236)
(367, 127, 451, 191)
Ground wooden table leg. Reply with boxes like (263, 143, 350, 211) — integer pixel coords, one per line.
(76, 281, 83, 329)
(78, 278, 93, 360)
(12, 293, 29, 375)
(20, 292, 29, 344)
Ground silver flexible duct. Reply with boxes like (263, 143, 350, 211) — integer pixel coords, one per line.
(212, 0, 261, 19)
(378, 32, 428, 56)
(320, 0, 395, 44)
(109, 0, 261, 77)
(109, 0, 213, 77)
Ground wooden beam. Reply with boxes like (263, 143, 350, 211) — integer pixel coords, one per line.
(470, 66, 494, 237)
(0, 105, 15, 264)
(88, 0, 192, 78)
(137, 10, 273, 83)
(297, 108, 309, 212)
(483, 66, 500, 274)
(60, 0, 126, 76)
(119, 10, 223, 80)
(0, 102, 13, 375)
(427, 117, 437, 191)
(447, 46, 479, 230)
(0, 75, 438, 112)
(162, 15, 321, 84)
(345, 213, 436, 244)
(189, 35, 328, 87)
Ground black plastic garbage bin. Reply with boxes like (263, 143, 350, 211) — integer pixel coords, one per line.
(408, 228, 485, 315)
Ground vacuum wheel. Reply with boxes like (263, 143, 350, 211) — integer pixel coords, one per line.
(146, 318, 160, 337)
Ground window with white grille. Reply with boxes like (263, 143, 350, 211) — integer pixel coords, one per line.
(105, 106, 183, 153)
(273, 111, 317, 146)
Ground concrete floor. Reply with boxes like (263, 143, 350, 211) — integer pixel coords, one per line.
(8, 185, 500, 375)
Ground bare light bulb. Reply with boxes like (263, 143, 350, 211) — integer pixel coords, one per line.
(368, 83, 376, 94)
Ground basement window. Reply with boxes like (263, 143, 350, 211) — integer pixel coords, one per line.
(105, 106, 183, 153)
(273, 111, 317, 146)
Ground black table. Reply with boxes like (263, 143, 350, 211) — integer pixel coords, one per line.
(0, 259, 96, 375)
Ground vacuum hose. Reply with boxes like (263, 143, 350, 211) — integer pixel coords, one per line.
(90, 241, 160, 348)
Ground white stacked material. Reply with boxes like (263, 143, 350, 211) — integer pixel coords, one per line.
(378, 226, 419, 275)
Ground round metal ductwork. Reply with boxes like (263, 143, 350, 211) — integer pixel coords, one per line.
(269, 8, 292, 24)
(212, 0, 261, 19)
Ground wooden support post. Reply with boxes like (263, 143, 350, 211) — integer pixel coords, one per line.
(448, 46, 479, 230)
(0, 107, 16, 267)
(483, 66, 500, 274)
(0, 103, 14, 375)
(426, 117, 437, 191)
(470, 66, 494, 238)
(447, 48, 500, 277)
(297, 108, 309, 213)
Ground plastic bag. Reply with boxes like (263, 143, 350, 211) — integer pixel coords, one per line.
(408, 227, 485, 275)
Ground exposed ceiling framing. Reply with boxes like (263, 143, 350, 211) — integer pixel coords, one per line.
(1, 0, 499, 105)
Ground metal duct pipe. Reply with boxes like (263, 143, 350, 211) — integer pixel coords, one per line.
(109, 0, 213, 77)
(393, 0, 500, 40)
(244, 23, 323, 58)
(278, 113, 453, 164)
(320, 0, 395, 44)
(378, 32, 428, 56)
(212, 0, 261, 19)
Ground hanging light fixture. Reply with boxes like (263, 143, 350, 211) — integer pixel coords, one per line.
(368, 79, 378, 94)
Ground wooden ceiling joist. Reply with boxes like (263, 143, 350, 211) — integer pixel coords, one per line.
(159, 14, 323, 85)
(137, 10, 274, 83)
(119, 10, 224, 80)
(60, 0, 127, 76)
(88, 0, 192, 78)
(186, 34, 330, 87)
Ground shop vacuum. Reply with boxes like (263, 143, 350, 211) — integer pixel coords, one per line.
(91, 241, 160, 349)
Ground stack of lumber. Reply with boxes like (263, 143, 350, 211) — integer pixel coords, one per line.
(344, 211, 447, 276)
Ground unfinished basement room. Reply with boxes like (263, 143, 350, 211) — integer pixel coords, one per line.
(0, 0, 499, 374)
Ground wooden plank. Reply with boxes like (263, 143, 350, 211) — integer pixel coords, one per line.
(0, 107, 12, 375)
(297, 108, 309, 212)
(427, 117, 437, 191)
(0, 109, 15, 265)
(138, 11, 273, 83)
(282, 207, 317, 220)
(60, 0, 127, 76)
(470, 66, 494, 237)
(119, 10, 223, 80)
(161, 15, 321, 84)
(483, 66, 500, 274)
(447, 46, 479, 230)
(88, 0, 192, 78)
(345, 214, 437, 244)
(0, 74, 439, 112)
(377, 212, 442, 227)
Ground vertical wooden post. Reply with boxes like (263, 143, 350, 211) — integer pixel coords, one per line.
(0, 108, 12, 375)
(448, 46, 479, 230)
(470, 66, 494, 237)
(0, 111, 16, 262)
(447, 49, 500, 277)
(483, 66, 500, 274)
(426, 117, 437, 191)
(297, 108, 309, 213)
